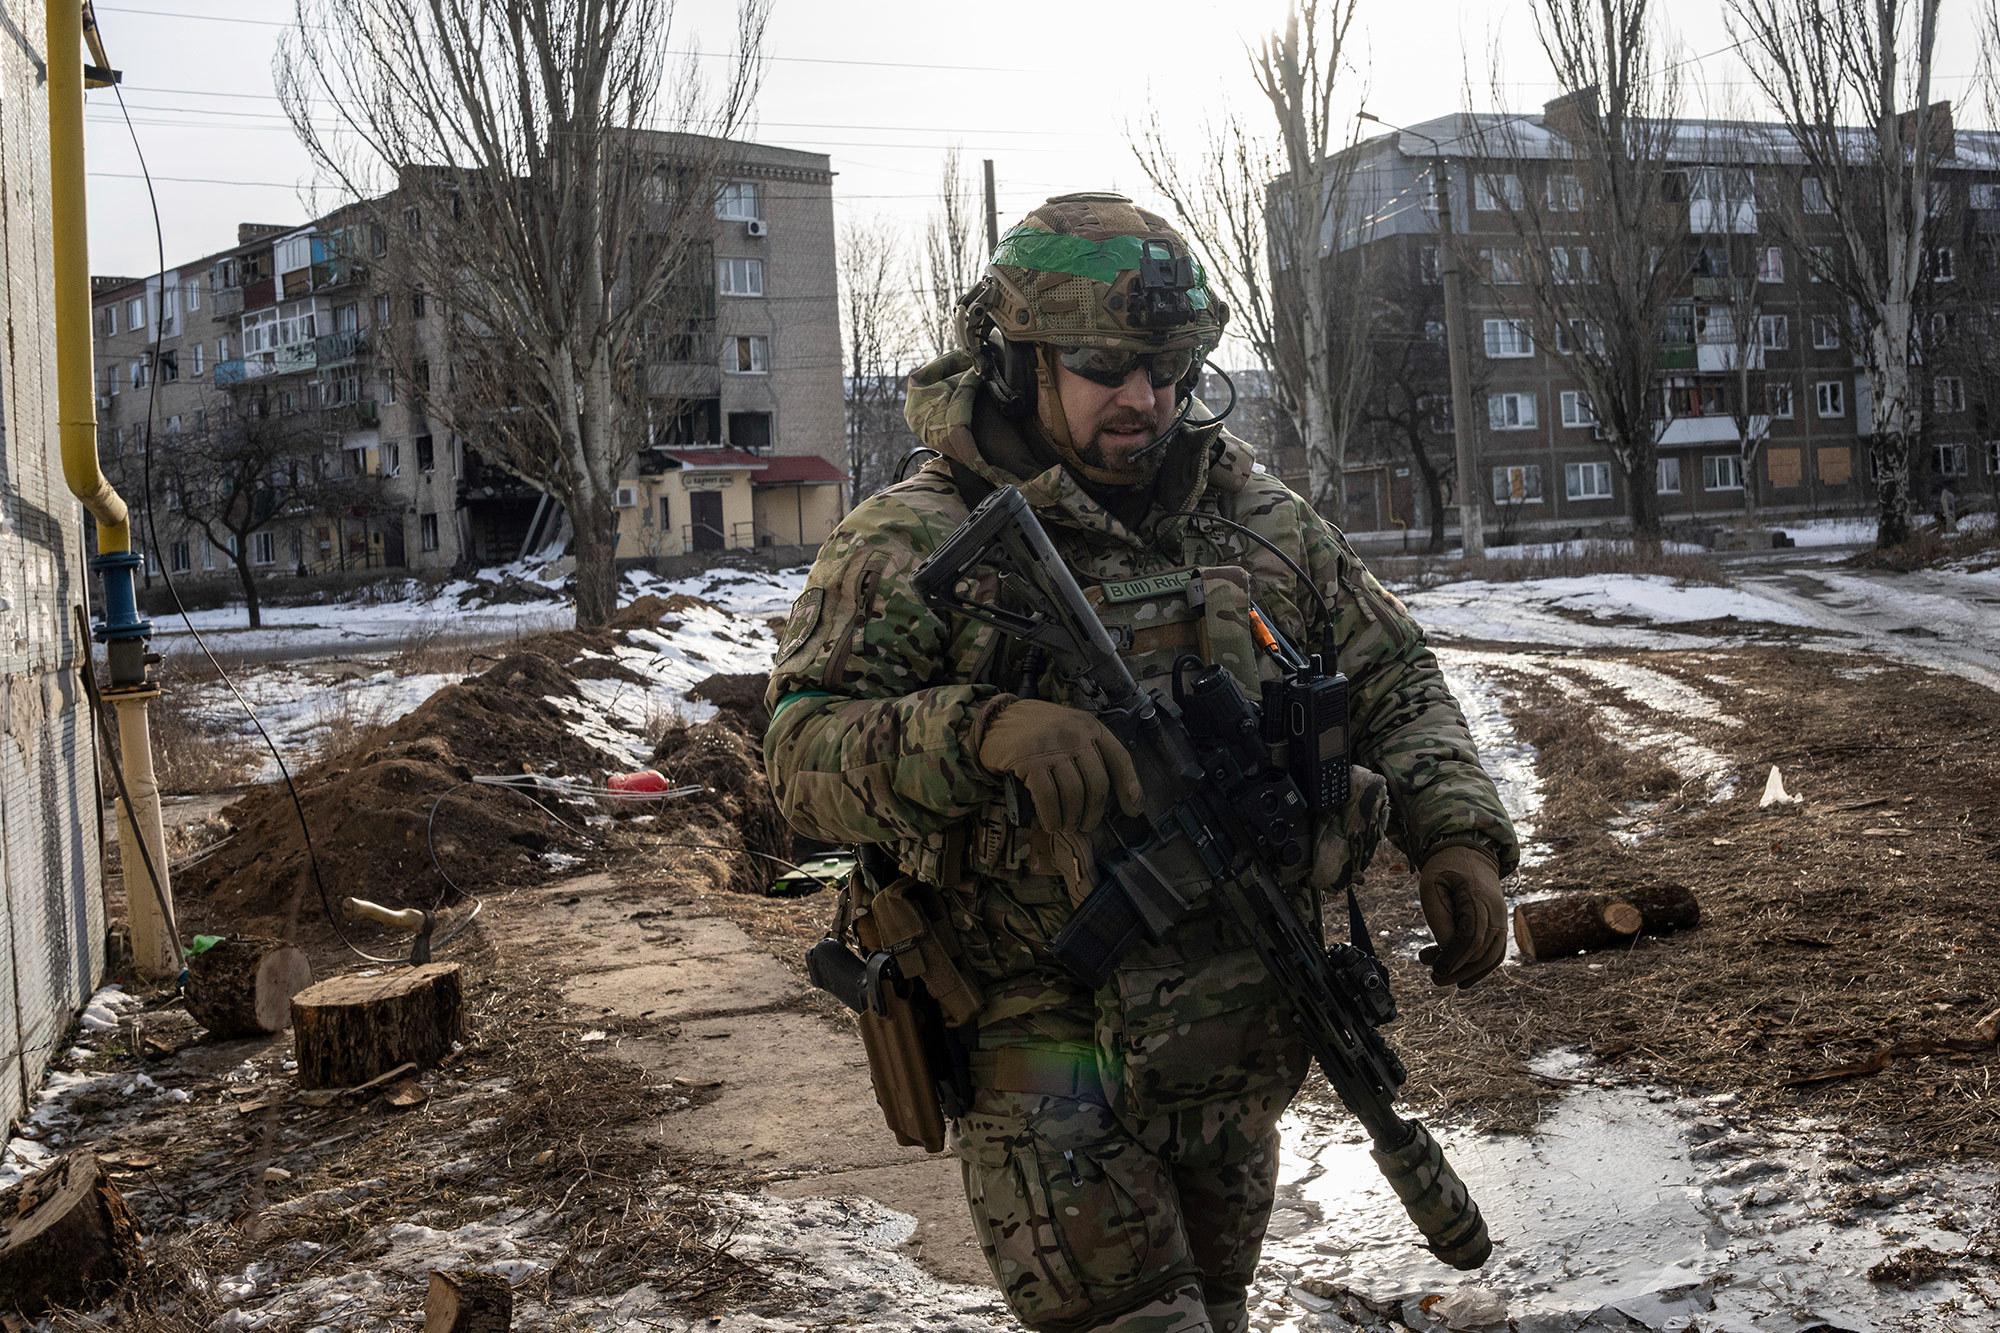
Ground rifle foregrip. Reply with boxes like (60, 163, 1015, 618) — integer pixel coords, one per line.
(1370, 1120, 1492, 1271)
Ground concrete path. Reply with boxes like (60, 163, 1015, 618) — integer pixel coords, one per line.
(478, 872, 990, 1289)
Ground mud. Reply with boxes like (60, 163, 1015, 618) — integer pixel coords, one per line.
(176, 648, 616, 938)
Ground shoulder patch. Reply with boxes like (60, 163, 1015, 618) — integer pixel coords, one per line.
(773, 586, 825, 665)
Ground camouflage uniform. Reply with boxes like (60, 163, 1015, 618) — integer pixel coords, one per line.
(766, 334, 1516, 1333)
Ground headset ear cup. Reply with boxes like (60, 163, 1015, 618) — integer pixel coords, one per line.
(982, 337, 1035, 420)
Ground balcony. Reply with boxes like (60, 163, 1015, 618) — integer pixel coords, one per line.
(315, 328, 371, 367)
(649, 360, 722, 398)
(210, 286, 243, 317)
(242, 275, 276, 311)
(314, 257, 369, 291)
(214, 359, 248, 387)
(272, 341, 317, 376)
(327, 399, 379, 430)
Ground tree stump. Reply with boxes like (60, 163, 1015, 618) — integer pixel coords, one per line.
(290, 964, 463, 1089)
(425, 1269, 512, 1332)
(0, 1152, 143, 1316)
(1514, 884, 1701, 962)
(185, 935, 313, 1038)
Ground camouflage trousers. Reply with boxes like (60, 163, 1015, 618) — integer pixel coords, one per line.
(951, 1084, 1291, 1333)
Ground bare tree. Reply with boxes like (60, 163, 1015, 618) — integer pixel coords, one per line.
(127, 395, 373, 628)
(1468, 0, 1690, 539)
(1693, 151, 1778, 516)
(920, 147, 983, 358)
(1133, 1, 1374, 518)
(278, 0, 769, 626)
(1357, 254, 1473, 550)
(839, 216, 920, 501)
(1728, 0, 1944, 548)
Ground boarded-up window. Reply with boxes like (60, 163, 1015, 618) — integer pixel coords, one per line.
(1818, 447, 1853, 484)
(1767, 448, 1802, 487)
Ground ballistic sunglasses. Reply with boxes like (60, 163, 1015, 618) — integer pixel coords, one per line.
(1056, 344, 1200, 389)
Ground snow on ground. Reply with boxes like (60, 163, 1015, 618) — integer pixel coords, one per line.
(193, 668, 462, 781)
(1257, 1067, 2000, 1333)
(175, 564, 808, 777)
(0, 987, 148, 1192)
(1434, 649, 1545, 870)
(1402, 574, 1837, 650)
(154, 560, 809, 661)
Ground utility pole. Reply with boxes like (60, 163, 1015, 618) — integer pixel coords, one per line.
(983, 159, 999, 256)
(1433, 160, 1484, 558)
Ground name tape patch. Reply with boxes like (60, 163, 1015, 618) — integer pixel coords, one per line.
(1098, 570, 1194, 604)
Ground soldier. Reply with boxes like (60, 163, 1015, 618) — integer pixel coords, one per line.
(765, 193, 1518, 1333)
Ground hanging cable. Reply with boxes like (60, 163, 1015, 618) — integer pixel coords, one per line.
(104, 39, 383, 966)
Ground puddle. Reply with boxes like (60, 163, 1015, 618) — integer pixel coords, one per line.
(1252, 1060, 2000, 1332)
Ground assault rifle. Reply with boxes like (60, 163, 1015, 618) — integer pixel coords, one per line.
(913, 484, 1491, 1271)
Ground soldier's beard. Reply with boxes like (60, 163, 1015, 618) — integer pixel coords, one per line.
(1072, 412, 1169, 486)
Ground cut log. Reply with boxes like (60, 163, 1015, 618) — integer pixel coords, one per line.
(425, 1269, 512, 1332)
(290, 964, 463, 1089)
(184, 935, 313, 1038)
(1514, 884, 1701, 962)
(0, 1152, 143, 1316)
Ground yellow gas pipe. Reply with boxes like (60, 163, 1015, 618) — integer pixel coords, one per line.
(49, 1, 177, 979)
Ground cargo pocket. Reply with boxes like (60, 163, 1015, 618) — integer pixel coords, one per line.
(1102, 945, 1308, 1119)
(953, 1099, 1175, 1327)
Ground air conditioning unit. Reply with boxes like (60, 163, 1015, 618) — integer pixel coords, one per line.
(615, 485, 638, 508)
(744, 219, 769, 238)
(97, 393, 114, 410)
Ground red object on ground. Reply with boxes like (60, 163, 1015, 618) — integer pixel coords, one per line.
(607, 769, 671, 794)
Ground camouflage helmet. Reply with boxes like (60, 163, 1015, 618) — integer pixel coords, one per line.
(958, 192, 1228, 360)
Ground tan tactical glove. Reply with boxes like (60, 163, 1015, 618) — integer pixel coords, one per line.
(976, 698, 1144, 834)
(1417, 845, 1506, 989)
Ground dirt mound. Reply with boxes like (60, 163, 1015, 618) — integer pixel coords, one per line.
(178, 649, 615, 939)
(687, 671, 771, 734)
(648, 717, 786, 896)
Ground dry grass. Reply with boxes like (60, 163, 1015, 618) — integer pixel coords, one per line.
(113, 692, 259, 796)
(36, 937, 775, 1330)
(1357, 646, 2000, 1159)
(1844, 518, 2000, 573)
(1378, 540, 1727, 590)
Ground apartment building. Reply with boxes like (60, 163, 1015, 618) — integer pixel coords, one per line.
(91, 138, 846, 584)
(1319, 103, 2000, 539)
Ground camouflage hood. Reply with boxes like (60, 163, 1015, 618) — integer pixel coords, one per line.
(902, 350, 1253, 556)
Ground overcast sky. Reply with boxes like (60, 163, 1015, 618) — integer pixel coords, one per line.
(84, 0, 1992, 280)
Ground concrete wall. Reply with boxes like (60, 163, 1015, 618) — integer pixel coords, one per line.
(616, 466, 759, 557)
(0, 0, 109, 1133)
(752, 482, 842, 547)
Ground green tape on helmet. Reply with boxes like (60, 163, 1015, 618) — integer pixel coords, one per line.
(991, 227, 1146, 285)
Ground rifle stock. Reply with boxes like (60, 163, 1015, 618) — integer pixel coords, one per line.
(915, 483, 1492, 1272)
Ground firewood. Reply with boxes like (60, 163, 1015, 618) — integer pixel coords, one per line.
(0, 1153, 142, 1316)
(290, 964, 463, 1089)
(184, 935, 313, 1038)
(1513, 884, 1701, 962)
(425, 1269, 512, 1332)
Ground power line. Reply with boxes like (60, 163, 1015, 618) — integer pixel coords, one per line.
(91, 4, 1033, 72)
(112, 86, 1097, 137)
